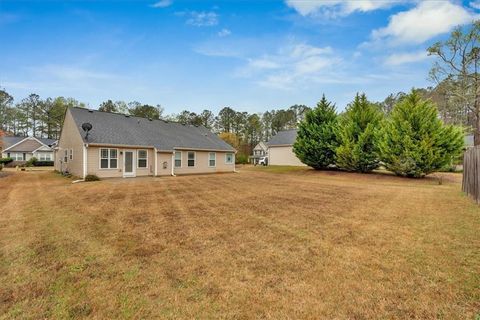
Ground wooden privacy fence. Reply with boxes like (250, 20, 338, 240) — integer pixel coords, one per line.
(462, 146, 480, 203)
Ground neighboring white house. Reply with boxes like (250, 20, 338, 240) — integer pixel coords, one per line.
(1, 136, 57, 163)
(249, 141, 268, 165)
(266, 129, 306, 166)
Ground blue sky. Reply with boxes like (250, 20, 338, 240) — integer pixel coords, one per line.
(1, 0, 479, 114)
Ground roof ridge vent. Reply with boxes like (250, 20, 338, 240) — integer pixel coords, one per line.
(125, 114, 130, 117)
(88, 109, 94, 113)
(148, 118, 153, 121)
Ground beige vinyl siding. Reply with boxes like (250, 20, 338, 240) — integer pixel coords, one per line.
(156, 152, 173, 176)
(268, 146, 306, 166)
(86, 146, 155, 178)
(55, 109, 85, 177)
(173, 150, 235, 175)
(6, 139, 42, 152)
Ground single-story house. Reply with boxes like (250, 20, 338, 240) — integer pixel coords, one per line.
(265, 129, 306, 166)
(1, 136, 57, 163)
(55, 107, 236, 178)
(249, 141, 268, 164)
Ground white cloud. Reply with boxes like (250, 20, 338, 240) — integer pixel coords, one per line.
(184, 11, 218, 27)
(384, 51, 430, 66)
(237, 43, 342, 90)
(470, 1, 480, 9)
(372, 1, 477, 45)
(285, 0, 408, 17)
(150, 0, 172, 8)
(217, 28, 231, 37)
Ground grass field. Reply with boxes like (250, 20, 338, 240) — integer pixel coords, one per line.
(0, 167, 479, 319)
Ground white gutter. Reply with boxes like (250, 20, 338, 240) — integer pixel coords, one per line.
(83, 143, 88, 179)
(154, 148, 158, 177)
(171, 152, 176, 176)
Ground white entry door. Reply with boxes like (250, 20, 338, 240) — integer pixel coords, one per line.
(123, 150, 136, 177)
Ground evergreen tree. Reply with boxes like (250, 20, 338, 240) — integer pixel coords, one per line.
(379, 90, 464, 178)
(293, 95, 338, 169)
(336, 93, 383, 172)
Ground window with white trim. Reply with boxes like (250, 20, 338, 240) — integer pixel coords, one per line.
(187, 151, 195, 167)
(225, 153, 234, 164)
(37, 152, 52, 161)
(100, 148, 118, 169)
(138, 150, 148, 168)
(69, 149, 73, 160)
(208, 152, 216, 167)
(174, 151, 182, 168)
(8, 152, 24, 161)
(64, 150, 68, 163)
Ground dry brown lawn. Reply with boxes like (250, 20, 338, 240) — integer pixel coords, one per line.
(0, 167, 479, 319)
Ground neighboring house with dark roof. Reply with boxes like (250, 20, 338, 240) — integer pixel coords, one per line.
(1, 136, 57, 163)
(55, 107, 236, 178)
(265, 129, 306, 166)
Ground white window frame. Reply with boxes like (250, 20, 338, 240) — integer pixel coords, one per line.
(187, 151, 196, 167)
(69, 149, 73, 160)
(99, 148, 118, 169)
(174, 151, 182, 168)
(208, 152, 216, 167)
(8, 152, 24, 161)
(37, 152, 52, 161)
(137, 149, 148, 169)
(225, 153, 234, 164)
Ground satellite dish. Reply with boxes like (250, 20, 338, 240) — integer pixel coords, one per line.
(82, 123, 92, 132)
(81, 123, 93, 141)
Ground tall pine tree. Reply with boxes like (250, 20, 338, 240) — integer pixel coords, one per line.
(336, 93, 383, 172)
(379, 90, 464, 178)
(293, 95, 338, 169)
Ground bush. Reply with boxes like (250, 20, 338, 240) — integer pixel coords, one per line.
(235, 154, 249, 164)
(33, 161, 54, 167)
(336, 93, 383, 173)
(293, 95, 339, 169)
(0, 157, 13, 165)
(379, 90, 464, 178)
(85, 174, 100, 181)
(25, 157, 37, 167)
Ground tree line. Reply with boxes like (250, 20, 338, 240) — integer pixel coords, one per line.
(0, 89, 310, 159)
(294, 91, 464, 178)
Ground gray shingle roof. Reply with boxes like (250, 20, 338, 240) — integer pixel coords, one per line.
(266, 129, 297, 146)
(69, 107, 235, 151)
(2, 136, 57, 150)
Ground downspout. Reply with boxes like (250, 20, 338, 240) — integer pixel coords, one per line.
(153, 148, 158, 177)
(171, 151, 176, 176)
(83, 143, 88, 179)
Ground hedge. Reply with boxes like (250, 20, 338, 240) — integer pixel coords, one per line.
(33, 161, 54, 167)
(0, 157, 13, 165)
